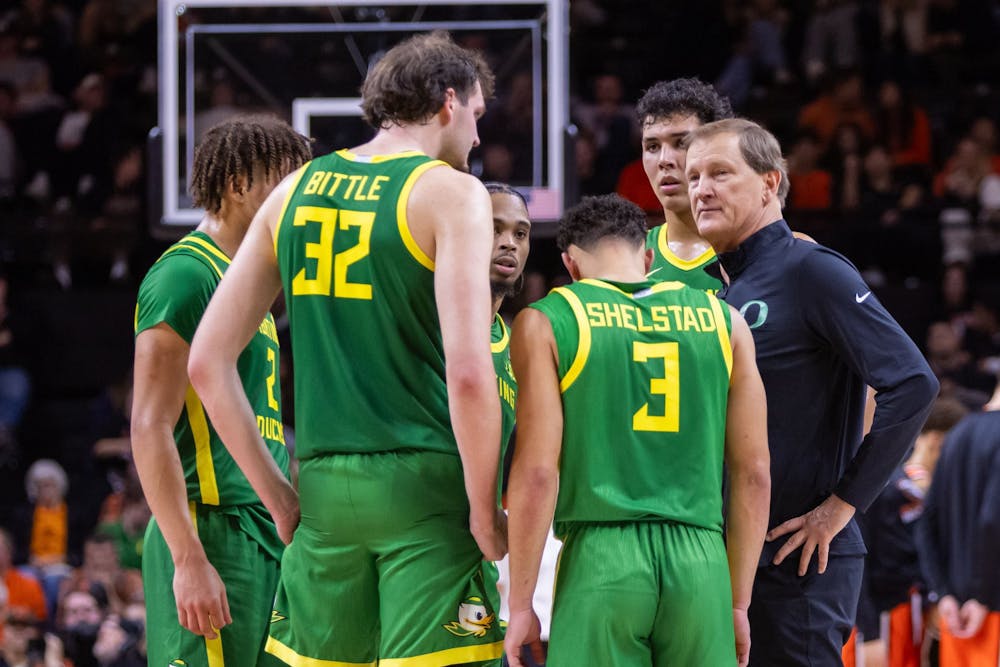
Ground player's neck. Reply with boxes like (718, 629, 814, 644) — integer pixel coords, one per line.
(491, 296, 503, 319)
(196, 212, 244, 259)
(579, 244, 648, 283)
(661, 208, 709, 254)
(354, 125, 438, 158)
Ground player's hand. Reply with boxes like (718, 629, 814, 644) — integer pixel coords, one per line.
(504, 608, 544, 667)
(940, 595, 988, 638)
(173, 552, 232, 639)
(470, 505, 508, 561)
(767, 494, 855, 576)
(733, 607, 751, 667)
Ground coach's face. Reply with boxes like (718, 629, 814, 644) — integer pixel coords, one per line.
(686, 132, 770, 254)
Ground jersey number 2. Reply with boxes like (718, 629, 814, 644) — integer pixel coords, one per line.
(632, 341, 680, 433)
(290, 206, 374, 299)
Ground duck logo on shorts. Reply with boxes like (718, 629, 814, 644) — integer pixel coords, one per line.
(270, 610, 286, 624)
(443, 596, 495, 637)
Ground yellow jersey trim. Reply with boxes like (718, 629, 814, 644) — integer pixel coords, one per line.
(491, 314, 509, 354)
(336, 148, 425, 163)
(553, 287, 591, 393)
(378, 640, 504, 667)
(185, 385, 220, 506)
(162, 244, 224, 280)
(264, 636, 376, 667)
(655, 223, 716, 270)
(206, 635, 225, 667)
(273, 164, 311, 255)
(396, 160, 447, 272)
(708, 296, 733, 377)
(182, 236, 231, 265)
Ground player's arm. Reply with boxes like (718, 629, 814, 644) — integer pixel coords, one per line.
(722, 306, 771, 667)
(188, 178, 298, 543)
(131, 324, 231, 638)
(504, 307, 562, 666)
(415, 168, 505, 560)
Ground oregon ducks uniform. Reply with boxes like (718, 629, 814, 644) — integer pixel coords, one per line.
(530, 278, 736, 666)
(646, 223, 723, 293)
(135, 231, 289, 667)
(492, 314, 517, 468)
(266, 150, 502, 667)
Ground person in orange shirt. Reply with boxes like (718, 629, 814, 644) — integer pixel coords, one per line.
(0, 529, 46, 640)
(798, 70, 875, 148)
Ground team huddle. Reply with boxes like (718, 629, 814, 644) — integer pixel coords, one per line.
(132, 32, 940, 667)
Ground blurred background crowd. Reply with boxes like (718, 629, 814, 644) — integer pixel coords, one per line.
(0, 1, 998, 665)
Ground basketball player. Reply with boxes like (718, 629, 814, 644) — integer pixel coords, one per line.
(504, 194, 770, 667)
(638, 78, 733, 291)
(132, 115, 310, 667)
(188, 32, 507, 666)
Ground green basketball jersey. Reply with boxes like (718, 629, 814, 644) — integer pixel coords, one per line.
(135, 231, 289, 507)
(274, 149, 459, 459)
(492, 314, 517, 457)
(530, 278, 733, 536)
(645, 224, 723, 294)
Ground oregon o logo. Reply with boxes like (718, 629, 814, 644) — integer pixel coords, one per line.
(739, 300, 769, 329)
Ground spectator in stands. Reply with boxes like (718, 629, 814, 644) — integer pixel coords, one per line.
(1, 604, 63, 667)
(863, 397, 968, 667)
(56, 586, 105, 667)
(875, 80, 932, 168)
(715, 0, 792, 108)
(916, 382, 1000, 666)
(801, 0, 863, 84)
(824, 122, 868, 211)
(91, 602, 144, 667)
(799, 69, 876, 147)
(22, 460, 70, 576)
(0, 272, 32, 465)
(572, 72, 639, 193)
(967, 116, 1000, 174)
(787, 131, 833, 210)
(0, 529, 47, 630)
(926, 321, 996, 406)
(478, 70, 534, 182)
(59, 534, 140, 617)
(934, 137, 993, 204)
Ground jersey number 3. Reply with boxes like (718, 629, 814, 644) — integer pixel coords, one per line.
(632, 341, 680, 433)
(290, 205, 374, 299)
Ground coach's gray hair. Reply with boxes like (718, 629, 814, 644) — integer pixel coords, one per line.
(683, 118, 789, 207)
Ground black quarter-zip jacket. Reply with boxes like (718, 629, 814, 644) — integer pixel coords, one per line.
(717, 220, 939, 564)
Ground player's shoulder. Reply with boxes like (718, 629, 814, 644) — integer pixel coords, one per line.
(412, 162, 486, 198)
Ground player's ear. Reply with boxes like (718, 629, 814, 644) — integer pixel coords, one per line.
(644, 248, 654, 274)
(561, 251, 580, 281)
(439, 87, 457, 124)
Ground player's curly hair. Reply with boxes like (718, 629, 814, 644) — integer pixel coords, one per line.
(190, 114, 311, 215)
(361, 31, 495, 130)
(636, 78, 733, 127)
(557, 194, 647, 252)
